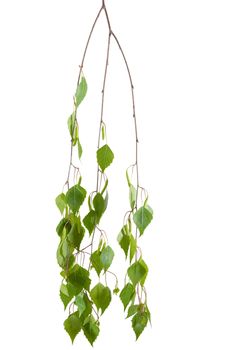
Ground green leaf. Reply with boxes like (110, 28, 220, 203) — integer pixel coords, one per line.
(75, 76, 87, 107)
(66, 185, 86, 213)
(60, 283, 74, 310)
(132, 311, 148, 340)
(113, 287, 120, 295)
(56, 218, 71, 237)
(64, 311, 82, 343)
(75, 292, 86, 317)
(82, 315, 100, 346)
(90, 283, 111, 314)
(77, 137, 83, 159)
(127, 260, 148, 286)
(100, 245, 114, 271)
(97, 144, 114, 172)
(133, 206, 153, 235)
(80, 293, 92, 322)
(101, 124, 105, 140)
(57, 242, 75, 269)
(129, 234, 137, 263)
(67, 112, 76, 142)
(55, 193, 67, 214)
(120, 283, 135, 310)
(67, 222, 85, 250)
(127, 304, 139, 318)
(83, 210, 97, 234)
(93, 193, 105, 221)
(117, 227, 130, 258)
(67, 265, 91, 294)
(101, 179, 108, 195)
(129, 185, 137, 210)
(90, 250, 103, 276)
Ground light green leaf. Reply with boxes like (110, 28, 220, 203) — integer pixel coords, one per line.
(97, 144, 114, 172)
(119, 283, 135, 310)
(75, 292, 86, 317)
(127, 259, 148, 286)
(129, 234, 137, 263)
(133, 206, 153, 235)
(55, 193, 67, 214)
(67, 112, 76, 141)
(75, 76, 87, 107)
(127, 304, 139, 318)
(67, 264, 91, 294)
(101, 124, 105, 140)
(90, 283, 111, 314)
(64, 311, 82, 343)
(60, 283, 74, 310)
(66, 185, 86, 213)
(83, 210, 96, 234)
(100, 245, 114, 271)
(82, 315, 100, 346)
(93, 193, 105, 221)
(132, 311, 148, 340)
(90, 250, 103, 276)
(129, 185, 137, 210)
(77, 137, 83, 159)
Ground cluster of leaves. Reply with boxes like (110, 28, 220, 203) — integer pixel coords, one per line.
(55, 76, 116, 346)
(117, 169, 153, 339)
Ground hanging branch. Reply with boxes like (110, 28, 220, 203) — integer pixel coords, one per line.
(55, 0, 153, 345)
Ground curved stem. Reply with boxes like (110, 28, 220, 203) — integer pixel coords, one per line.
(66, 6, 103, 186)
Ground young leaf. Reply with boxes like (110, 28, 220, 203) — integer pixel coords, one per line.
(75, 292, 86, 317)
(77, 137, 83, 159)
(132, 311, 148, 340)
(90, 250, 103, 276)
(75, 76, 87, 107)
(66, 185, 86, 213)
(100, 245, 114, 271)
(55, 193, 67, 214)
(93, 193, 105, 221)
(83, 210, 97, 234)
(129, 185, 137, 210)
(64, 311, 82, 343)
(129, 234, 137, 263)
(127, 304, 139, 318)
(133, 206, 153, 235)
(67, 265, 91, 294)
(101, 124, 105, 140)
(119, 283, 135, 310)
(90, 283, 111, 314)
(82, 315, 100, 346)
(97, 144, 114, 172)
(60, 283, 74, 310)
(127, 260, 148, 287)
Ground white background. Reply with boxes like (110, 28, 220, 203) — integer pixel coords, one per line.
(0, 0, 235, 349)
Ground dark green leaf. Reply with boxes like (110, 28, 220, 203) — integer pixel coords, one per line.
(67, 265, 91, 294)
(66, 185, 86, 213)
(127, 260, 148, 286)
(132, 311, 148, 340)
(117, 227, 130, 258)
(75, 292, 86, 317)
(120, 283, 135, 310)
(97, 144, 114, 172)
(82, 315, 100, 346)
(67, 222, 85, 250)
(100, 245, 114, 271)
(90, 283, 111, 314)
(133, 206, 153, 235)
(60, 283, 74, 310)
(129, 234, 137, 263)
(127, 304, 139, 318)
(93, 193, 105, 221)
(55, 193, 67, 214)
(83, 210, 97, 234)
(75, 76, 87, 107)
(56, 218, 71, 237)
(129, 185, 137, 210)
(64, 311, 82, 343)
(90, 250, 103, 276)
